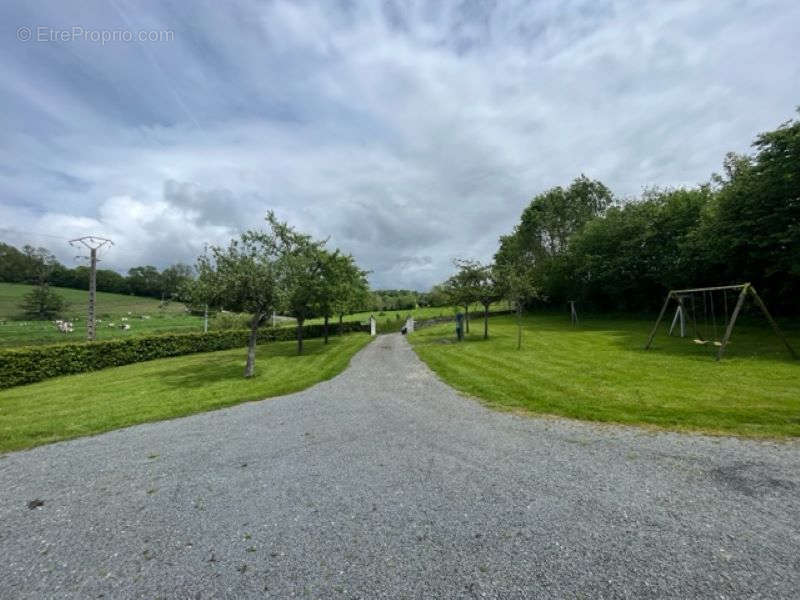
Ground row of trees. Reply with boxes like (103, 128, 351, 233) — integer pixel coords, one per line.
(486, 111, 800, 316)
(366, 290, 421, 312)
(0, 243, 194, 301)
(3, 241, 425, 319)
(436, 259, 522, 343)
(186, 213, 370, 377)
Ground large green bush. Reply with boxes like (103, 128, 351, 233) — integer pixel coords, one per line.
(0, 321, 366, 389)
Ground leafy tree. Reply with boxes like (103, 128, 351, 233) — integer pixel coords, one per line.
(424, 284, 451, 308)
(19, 284, 67, 320)
(160, 263, 194, 299)
(495, 256, 537, 349)
(314, 249, 343, 344)
(194, 231, 279, 378)
(329, 254, 370, 337)
(368, 289, 421, 311)
(565, 187, 709, 310)
(511, 175, 612, 259)
(368, 292, 384, 312)
(21, 245, 58, 285)
(443, 262, 480, 334)
(495, 175, 613, 305)
(452, 260, 505, 339)
(127, 266, 161, 298)
(0, 243, 34, 283)
(696, 113, 800, 312)
(0, 243, 22, 282)
(269, 213, 326, 355)
(94, 269, 129, 294)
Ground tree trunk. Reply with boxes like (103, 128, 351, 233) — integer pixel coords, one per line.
(296, 318, 304, 355)
(483, 302, 489, 339)
(324, 315, 329, 344)
(464, 303, 470, 334)
(338, 313, 344, 336)
(244, 313, 263, 378)
(516, 300, 522, 350)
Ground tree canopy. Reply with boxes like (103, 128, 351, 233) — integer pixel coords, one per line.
(194, 228, 280, 377)
(485, 111, 800, 315)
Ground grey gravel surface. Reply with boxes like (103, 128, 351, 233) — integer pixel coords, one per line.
(1, 333, 799, 599)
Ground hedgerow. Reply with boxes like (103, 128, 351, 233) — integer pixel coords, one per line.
(0, 321, 366, 389)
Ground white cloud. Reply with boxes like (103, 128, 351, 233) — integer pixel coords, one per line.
(1, 0, 798, 288)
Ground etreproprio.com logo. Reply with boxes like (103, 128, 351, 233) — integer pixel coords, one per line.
(17, 26, 174, 44)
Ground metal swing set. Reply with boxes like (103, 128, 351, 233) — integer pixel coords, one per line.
(644, 283, 797, 361)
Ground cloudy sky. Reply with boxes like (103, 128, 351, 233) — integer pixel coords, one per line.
(1, 1, 798, 289)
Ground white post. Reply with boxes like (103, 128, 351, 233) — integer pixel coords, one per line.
(203, 304, 208, 333)
(668, 305, 685, 338)
(369, 315, 377, 337)
(406, 316, 414, 333)
(668, 305, 679, 336)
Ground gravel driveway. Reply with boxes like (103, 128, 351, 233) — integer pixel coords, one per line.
(1, 333, 799, 599)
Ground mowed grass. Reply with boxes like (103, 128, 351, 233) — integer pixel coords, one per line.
(0, 333, 372, 453)
(302, 302, 511, 328)
(410, 313, 800, 438)
(0, 282, 203, 347)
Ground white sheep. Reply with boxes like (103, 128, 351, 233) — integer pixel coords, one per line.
(53, 320, 74, 334)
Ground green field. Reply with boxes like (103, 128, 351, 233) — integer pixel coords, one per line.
(0, 282, 203, 347)
(0, 333, 371, 453)
(0, 280, 513, 347)
(0, 282, 505, 347)
(410, 313, 800, 438)
(303, 302, 511, 330)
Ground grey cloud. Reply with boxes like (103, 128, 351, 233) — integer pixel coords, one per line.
(1, 0, 798, 289)
(163, 180, 252, 228)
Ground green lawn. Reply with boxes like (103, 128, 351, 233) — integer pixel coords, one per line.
(302, 302, 510, 331)
(410, 313, 800, 438)
(0, 282, 203, 347)
(0, 333, 371, 453)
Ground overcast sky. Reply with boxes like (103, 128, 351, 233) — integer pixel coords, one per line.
(1, 1, 798, 290)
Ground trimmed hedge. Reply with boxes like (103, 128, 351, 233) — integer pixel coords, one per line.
(0, 321, 366, 390)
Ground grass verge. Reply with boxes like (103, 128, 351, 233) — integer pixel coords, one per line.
(0, 333, 371, 453)
(409, 313, 800, 438)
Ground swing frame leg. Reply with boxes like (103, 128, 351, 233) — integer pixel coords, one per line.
(748, 286, 798, 360)
(645, 292, 673, 350)
(716, 285, 748, 361)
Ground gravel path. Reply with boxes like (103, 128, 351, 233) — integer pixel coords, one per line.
(1, 333, 799, 599)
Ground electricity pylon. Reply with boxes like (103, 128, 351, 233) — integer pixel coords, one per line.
(69, 236, 113, 341)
